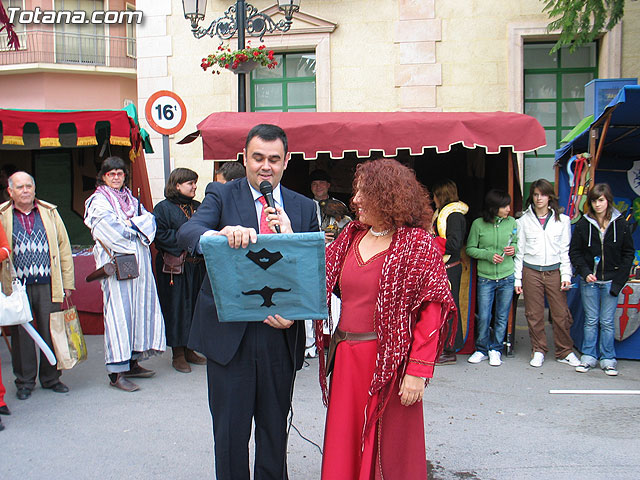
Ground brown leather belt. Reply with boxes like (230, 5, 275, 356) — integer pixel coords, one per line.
(333, 328, 377, 342)
(185, 256, 203, 264)
(326, 328, 377, 376)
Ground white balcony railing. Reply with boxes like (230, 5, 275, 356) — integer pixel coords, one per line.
(0, 30, 136, 69)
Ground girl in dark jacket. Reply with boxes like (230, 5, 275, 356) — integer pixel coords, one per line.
(153, 168, 207, 373)
(569, 183, 634, 376)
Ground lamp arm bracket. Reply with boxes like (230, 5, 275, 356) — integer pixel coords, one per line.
(190, 2, 292, 41)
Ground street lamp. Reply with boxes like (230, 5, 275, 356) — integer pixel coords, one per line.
(183, 0, 301, 112)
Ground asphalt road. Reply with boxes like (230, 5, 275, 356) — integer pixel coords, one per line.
(1, 310, 639, 480)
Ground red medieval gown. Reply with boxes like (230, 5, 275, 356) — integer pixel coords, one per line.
(321, 231, 443, 480)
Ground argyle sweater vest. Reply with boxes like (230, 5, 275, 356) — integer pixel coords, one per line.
(12, 210, 51, 284)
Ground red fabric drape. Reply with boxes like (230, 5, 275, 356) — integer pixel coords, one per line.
(0, 109, 132, 148)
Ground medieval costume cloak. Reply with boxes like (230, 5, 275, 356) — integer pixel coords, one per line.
(84, 188, 165, 366)
(153, 195, 206, 347)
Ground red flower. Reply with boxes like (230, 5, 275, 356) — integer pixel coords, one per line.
(202, 43, 278, 74)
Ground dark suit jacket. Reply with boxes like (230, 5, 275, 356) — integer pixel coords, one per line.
(177, 178, 319, 370)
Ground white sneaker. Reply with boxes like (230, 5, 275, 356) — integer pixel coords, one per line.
(557, 352, 581, 367)
(575, 363, 592, 373)
(603, 366, 618, 376)
(529, 352, 544, 367)
(488, 350, 502, 366)
(304, 346, 317, 358)
(468, 351, 488, 364)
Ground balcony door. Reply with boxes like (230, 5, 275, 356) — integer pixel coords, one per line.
(55, 0, 106, 65)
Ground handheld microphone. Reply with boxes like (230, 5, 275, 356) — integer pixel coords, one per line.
(259, 180, 280, 233)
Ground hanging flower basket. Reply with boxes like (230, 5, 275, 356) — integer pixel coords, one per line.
(232, 59, 260, 75)
(201, 42, 278, 75)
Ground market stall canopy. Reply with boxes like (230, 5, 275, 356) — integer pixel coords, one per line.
(0, 108, 153, 155)
(0, 106, 154, 211)
(179, 111, 546, 160)
(556, 85, 640, 162)
(554, 85, 640, 361)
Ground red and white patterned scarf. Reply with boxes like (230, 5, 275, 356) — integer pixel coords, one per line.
(316, 221, 457, 431)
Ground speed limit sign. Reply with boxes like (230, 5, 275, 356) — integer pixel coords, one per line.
(145, 90, 187, 135)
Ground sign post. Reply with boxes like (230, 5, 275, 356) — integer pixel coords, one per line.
(145, 90, 187, 183)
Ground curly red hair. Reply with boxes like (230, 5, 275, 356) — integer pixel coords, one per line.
(352, 158, 432, 229)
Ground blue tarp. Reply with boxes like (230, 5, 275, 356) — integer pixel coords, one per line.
(556, 85, 640, 207)
(555, 85, 640, 359)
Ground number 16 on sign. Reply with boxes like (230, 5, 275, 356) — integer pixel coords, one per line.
(145, 90, 187, 182)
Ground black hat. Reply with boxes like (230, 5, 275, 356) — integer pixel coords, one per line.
(309, 169, 331, 183)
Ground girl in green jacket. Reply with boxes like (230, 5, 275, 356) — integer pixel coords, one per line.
(466, 190, 517, 366)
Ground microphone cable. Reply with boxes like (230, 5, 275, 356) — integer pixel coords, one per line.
(283, 321, 323, 480)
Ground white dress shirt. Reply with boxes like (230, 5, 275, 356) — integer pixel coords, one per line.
(247, 179, 284, 224)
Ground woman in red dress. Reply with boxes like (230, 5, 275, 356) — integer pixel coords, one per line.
(316, 159, 456, 479)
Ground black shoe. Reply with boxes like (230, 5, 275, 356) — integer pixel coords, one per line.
(43, 381, 69, 393)
(0, 417, 4, 431)
(0, 405, 10, 415)
(16, 388, 31, 400)
(124, 363, 155, 379)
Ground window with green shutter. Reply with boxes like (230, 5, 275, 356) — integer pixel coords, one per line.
(523, 42, 597, 199)
(251, 52, 317, 112)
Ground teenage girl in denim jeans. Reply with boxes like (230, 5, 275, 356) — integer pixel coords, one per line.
(569, 183, 634, 376)
(466, 190, 517, 366)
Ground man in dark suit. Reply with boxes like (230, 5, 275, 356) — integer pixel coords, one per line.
(177, 124, 319, 480)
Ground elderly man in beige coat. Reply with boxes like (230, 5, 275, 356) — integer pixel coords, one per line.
(0, 171, 75, 400)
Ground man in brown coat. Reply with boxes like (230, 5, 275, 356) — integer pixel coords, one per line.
(0, 172, 75, 400)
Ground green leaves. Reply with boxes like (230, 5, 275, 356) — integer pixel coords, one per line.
(543, 0, 626, 52)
